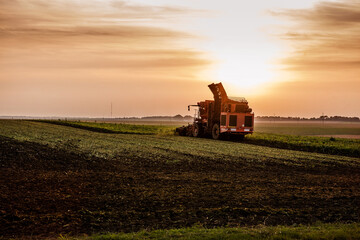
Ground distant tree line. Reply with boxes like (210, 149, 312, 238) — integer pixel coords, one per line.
(256, 116, 360, 122)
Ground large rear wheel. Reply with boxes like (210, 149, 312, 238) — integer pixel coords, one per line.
(212, 123, 221, 140)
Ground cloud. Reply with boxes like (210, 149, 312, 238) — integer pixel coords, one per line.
(272, 0, 360, 71)
(0, 0, 208, 72)
(0, 25, 191, 45)
(110, 0, 192, 19)
(271, 1, 360, 28)
(255, 0, 360, 117)
(0, 0, 194, 41)
(0, 49, 210, 70)
(0, 0, 212, 117)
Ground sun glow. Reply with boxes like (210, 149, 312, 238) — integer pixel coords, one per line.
(216, 58, 276, 93)
(2, 0, 360, 117)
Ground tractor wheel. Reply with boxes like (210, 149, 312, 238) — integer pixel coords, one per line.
(180, 128, 187, 136)
(212, 123, 221, 140)
(176, 127, 186, 136)
(193, 123, 203, 137)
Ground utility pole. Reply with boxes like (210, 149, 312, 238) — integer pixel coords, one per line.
(111, 102, 113, 118)
(273, 113, 275, 125)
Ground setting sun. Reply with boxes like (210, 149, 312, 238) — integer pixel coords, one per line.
(216, 57, 276, 92)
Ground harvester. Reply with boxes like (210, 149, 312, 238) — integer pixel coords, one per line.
(176, 82, 254, 140)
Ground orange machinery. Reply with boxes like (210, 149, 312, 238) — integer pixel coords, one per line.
(176, 82, 254, 140)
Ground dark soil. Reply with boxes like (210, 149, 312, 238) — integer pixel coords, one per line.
(1, 135, 360, 239)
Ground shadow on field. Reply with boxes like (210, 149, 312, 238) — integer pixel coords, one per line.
(1, 135, 360, 238)
(34, 120, 154, 135)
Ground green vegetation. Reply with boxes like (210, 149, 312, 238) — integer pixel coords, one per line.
(36, 120, 360, 158)
(63, 223, 360, 240)
(36, 120, 175, 135)
(247, 132, 360, 158)
(249, 122, 360, 157)
(255, 122, 360, 136)
(0, 120, 358, 169)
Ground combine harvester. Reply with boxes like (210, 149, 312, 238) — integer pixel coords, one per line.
(176, 82, 254, 140)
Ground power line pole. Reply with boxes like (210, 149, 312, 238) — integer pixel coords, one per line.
(111, 102, 113, 118)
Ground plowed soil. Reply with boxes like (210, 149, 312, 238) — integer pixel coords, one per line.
(1, 135, 360, 239)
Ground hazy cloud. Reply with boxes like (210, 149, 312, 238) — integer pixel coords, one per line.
(0, 0, 194, 41)
(272, 0, 360, 71)
(0, 0, 207, 71)
(110, 0, 192, 18)
(271, 1, 360, 28)
(254, 0, 360, 117)
(0, 0, 212, 117)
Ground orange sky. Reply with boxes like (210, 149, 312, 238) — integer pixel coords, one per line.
(0, 0, 359, 117)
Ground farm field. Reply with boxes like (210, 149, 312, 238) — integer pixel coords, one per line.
(36, 120, 360, 158)
(37, 120, 175, 135)
(68, 119, 360, 136)
(1, 120, 360, 239)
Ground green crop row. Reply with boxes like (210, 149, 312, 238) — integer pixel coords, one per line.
(61, 222, 360, 240)
(255, 122, 360, 136)
(247, 133, 360, 158)
(35, 120, 175, 135)
(1, 120, 357, 170)
(34, 120, 360, 158)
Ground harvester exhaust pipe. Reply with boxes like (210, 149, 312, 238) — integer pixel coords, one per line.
(188, 105, 199, 111)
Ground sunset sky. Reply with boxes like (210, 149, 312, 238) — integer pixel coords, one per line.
(1, 0, 359, 117)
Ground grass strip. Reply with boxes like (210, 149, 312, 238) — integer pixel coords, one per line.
(33, 120, 172, 135)
(247, 133, 360, 158)
(61, 223, 360, 240)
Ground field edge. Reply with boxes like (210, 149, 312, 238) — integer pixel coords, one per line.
(61, 222, 360, 240)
